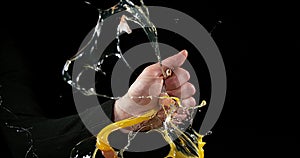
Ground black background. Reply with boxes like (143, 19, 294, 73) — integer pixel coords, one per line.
(1, 0, 297, 157)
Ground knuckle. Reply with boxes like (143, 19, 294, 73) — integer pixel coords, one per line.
(187, 82, 196, 95)
(190, 97, 196, 106)
(184, 69, 190, 80)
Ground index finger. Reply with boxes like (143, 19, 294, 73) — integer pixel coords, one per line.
(162, 50, 188, 69)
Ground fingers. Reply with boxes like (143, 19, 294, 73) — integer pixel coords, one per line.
(181, 97, 197, 108)
(167, 82, 196, 99)
(171, 97, 196, 124)
(162, 50, 188, 69)
(165, 68, 190, 91)
(180, 97, 196, 115)
(142, 50, 188, 77)
(172, 114, 187, 125)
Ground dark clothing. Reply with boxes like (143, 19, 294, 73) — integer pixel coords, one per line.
(0, 31, 169, 158)
(0, 5, 169, 156)
(0, 1, 261, 157)
(0, 4, 116, 156)
(0, 37, 115, 158)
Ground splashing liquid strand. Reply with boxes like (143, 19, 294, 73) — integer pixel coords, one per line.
(94, 109, 157, 158)
(0, 95, 39, 158)
(94, 96, 207, 158)
(65, 0, 208, 158)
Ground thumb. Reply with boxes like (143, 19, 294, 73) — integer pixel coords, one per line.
(162, 50, 188, 69)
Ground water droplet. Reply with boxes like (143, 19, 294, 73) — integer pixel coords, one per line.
(205, 131, 212, 136)
(84, 1, 91, 5)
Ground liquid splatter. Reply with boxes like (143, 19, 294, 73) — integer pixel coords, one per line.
(0, 95, 38, 158)
(210, 20, 223, 35)
(65, 1, 209, 158)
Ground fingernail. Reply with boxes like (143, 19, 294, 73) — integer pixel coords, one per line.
(181, 49, 188, 57)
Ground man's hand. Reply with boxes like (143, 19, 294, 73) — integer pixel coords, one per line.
(113, 50, 196, 130)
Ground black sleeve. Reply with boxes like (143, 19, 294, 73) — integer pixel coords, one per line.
(0, 31, 115, 158)
(0, 99, 115, 158)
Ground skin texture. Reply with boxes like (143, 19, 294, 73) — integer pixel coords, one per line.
(100, 50, 197, 158)
(114, 50, 196, 129)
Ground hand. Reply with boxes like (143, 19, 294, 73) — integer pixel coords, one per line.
(113, 50, 196, 130)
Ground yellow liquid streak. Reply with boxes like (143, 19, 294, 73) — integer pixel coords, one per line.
(162, 100, 207, 158)
(160, 121, 205, 158)
(94, 109, 158, 157)
(94, 97, 206, 158)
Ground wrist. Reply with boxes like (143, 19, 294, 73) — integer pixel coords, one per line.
(113, 98, 133, 122)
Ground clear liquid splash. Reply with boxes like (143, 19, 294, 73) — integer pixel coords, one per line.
(118, 129, 142, 158)
(66, 1, 208, 158)
(210, 20, 223, 35)
(0, 95, 39, 158)
(62, 0, 166, 99)
(116, 15, 134, 71)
